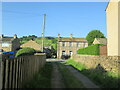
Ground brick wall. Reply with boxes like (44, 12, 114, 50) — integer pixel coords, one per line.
(72, 54, 120, 73)
(100, 45, 107, 56)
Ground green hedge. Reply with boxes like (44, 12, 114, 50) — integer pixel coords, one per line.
(77, 44, 103, 55)
(16, 47, 36, 57)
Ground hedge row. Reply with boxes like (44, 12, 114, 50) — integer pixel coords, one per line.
(77, 44, 103, 55)
(16, 47, 36, 57)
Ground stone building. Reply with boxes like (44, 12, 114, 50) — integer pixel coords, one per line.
(93, 38, 107, 45)
(0, 34, 20, 52)
(106, 0, 120, 56)
(20, 40, 42, 51)
(57, 34, 88, 58)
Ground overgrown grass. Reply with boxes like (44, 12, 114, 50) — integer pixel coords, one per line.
(66, 59, 120, 88)
(57, 62, 85, 88)
(24, 62, 52, 88)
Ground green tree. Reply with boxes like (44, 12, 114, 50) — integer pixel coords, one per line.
(86, 30, 105, 46)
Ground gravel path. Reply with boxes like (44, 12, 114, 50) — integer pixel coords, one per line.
(47, 59, 100, 89)
(51, 63, 66, 88)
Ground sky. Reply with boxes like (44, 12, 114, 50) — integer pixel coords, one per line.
(2, 2, 108, 38)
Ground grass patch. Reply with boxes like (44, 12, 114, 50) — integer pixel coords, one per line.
(57, 62, 85, 88)
(24, 62, 52, 88)
(66, 59, 120, 88)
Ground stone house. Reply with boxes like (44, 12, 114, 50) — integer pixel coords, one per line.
(20, 40, 42, 51)
(93, 38, 107, 45)
(106, 0, 120, 56)
(0, 34, 20, 52)
(57, 34, 88, 58)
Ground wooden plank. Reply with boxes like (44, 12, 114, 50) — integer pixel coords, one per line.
(15, 59, 19, 88)
(4, 60, 9, 88)
(2, 60, 6, 89)
(9, 60, 12, 88)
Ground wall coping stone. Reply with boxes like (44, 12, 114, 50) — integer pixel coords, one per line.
(34, 53, 46, 55)
(73, 54, 120, 61)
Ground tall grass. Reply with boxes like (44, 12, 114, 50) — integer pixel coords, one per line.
(24, 62, 52, 88)
(66, 59, 120, 88)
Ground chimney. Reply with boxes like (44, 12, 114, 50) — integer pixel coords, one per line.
(70, 34, 73, 38)
(14, 34, 17, 39)
(58, 34, 60, 38)
(0, 34, 4, 38)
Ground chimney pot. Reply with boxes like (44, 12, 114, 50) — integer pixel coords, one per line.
(14, 34, 17, 39)
(58, 34, 60, 38)
(70, 34, 73, 38)
(0, 34, 4, 38)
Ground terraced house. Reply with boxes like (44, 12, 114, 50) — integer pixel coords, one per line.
(57, 34, 88, 58)
(0, 34, 20, 53)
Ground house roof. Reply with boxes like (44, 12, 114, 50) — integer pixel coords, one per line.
(21, 40, 41, 46)
(105, 0, 120, 11)
(0, 37, 15, 42)
(105, 1, 110, 11)
(58, 37, 87, 42)
(94, 38, 107, 45)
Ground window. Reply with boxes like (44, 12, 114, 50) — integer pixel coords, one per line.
(62, 51, 65, 55)
(2, 42, 10, 47)
(76, 42, 80, 47)
(84, 43, 88, 47)
(62, 42, 65, 47)
(69, 51, 73, 56)
(69, 42, 72, 47)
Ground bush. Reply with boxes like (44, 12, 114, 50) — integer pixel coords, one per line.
(16, 47, 36, 57)
(77, 44, 103, 55)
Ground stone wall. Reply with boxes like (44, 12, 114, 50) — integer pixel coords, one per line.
(72, 54, 120, 73)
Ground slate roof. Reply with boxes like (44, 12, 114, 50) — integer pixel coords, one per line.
(58, 37, 87, 42)
(94, 38, 107, 45)
(0, 37, 15, 42)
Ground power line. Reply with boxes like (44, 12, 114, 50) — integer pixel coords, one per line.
(3, 10, 40, 16)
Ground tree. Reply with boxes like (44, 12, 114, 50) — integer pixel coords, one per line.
(86, 30, 105, 46)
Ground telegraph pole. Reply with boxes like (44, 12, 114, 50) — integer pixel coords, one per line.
(42, 14, 46, 52)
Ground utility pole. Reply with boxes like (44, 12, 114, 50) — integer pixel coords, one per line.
(41, 14, 46, 52)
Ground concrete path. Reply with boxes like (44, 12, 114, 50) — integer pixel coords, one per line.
(51, 62, 66, 88)
(65, 64, 100, 88)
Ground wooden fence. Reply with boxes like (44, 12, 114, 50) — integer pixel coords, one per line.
(1, 53, 46, 89)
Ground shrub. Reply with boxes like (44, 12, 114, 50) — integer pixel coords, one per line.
(16, 47, 36, 57)
(77, 44, 103, 55)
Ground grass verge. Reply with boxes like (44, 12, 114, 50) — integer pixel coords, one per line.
(57, 62, 85, 88)
(66, 59, 120, 88)
(24, 62, 52, 88)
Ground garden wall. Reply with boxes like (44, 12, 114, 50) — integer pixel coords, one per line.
(100, 45, 107, 56)
(1, 53, 46, 89)
(72, 54, 120, 73)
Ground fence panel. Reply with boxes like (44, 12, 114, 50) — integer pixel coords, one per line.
(1, 54, 46, 89)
